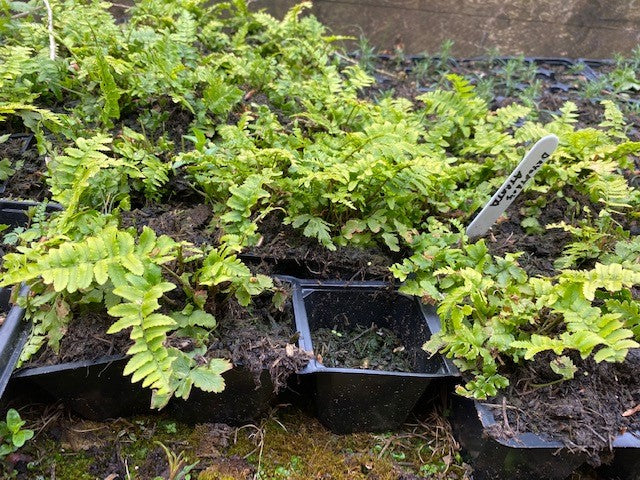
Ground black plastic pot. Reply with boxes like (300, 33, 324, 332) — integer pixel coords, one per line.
(12, 355, 276, 424)
(0, 200, 62, 227)
(12, 355, 151, 420)
(450, 396, 590, 480)
(0, 201, 61, 402)
(167, 368, 274, 424)
(11, 283, 301, 423)
(287, 277, 458, 433)
(0, 286, 29, 401)
(597, 434, 640, 480)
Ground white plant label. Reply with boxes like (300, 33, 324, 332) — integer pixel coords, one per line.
(466, 134, 559, 239)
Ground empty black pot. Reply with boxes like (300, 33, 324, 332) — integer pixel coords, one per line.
(287, 277, 458, 433)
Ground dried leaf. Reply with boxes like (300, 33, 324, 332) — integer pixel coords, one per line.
(622, 404, 640, 417)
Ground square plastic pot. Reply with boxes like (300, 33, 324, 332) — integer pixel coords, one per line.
(12, 355, 276, 424)
(596, 434, 640, 480)
(0, 201, 61, 402)
(12, 355, 151, 420)
(450, 395, 591, 480)
(286, 277, 458, 434)
(10, 284, 302, 423)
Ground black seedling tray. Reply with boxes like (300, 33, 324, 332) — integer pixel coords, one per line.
(596, 433, 640, 480)
(13, 355, 278, 423)
(0, 200, 62, 227)
(0, 286, 29, 402)
(286, 277, 458, 434)
(450, 395, 590, 480)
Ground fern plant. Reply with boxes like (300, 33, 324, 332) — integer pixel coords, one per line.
(0, 224, 270, 407)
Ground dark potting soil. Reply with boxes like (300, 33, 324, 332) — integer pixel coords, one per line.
(121, 203, 218, 246)
(313, 323, 413, 371)
(23, 288, 310, 393)
(122, 204, 398, 282)
(246, 212, 402, 281)
(24, 310, 132, 366)
(0, 135, 28, 169)
(361, 57, 640, 152)
(485, 350, 640, 464)
(0, 135, 49, 202)
(484, 188, 604, 277)
(205, 287, 312, 392)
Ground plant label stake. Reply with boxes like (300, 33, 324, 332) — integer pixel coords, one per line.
(466, 134, 559, 239)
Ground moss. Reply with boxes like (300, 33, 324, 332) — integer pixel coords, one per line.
(17, 408, 465, 479)
(199, 472, 240, 480)
(29, 441, 95, 480)
(227, 411, 426, 480)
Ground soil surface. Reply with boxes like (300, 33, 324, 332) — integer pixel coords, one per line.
(22, 286, 310, 393)
(366, 57, 636, 132)
(24, 310, 131, 366)
(121, 202, 218, 245)
(246, 212, 402, 281)
(486, 350, 640, 464)
(314, 323, 413, 371)
(484, 188, 601, 276)
(0, 134, 49, 201)
(205, 287, 312, 392)
(123, 204, 400, 281)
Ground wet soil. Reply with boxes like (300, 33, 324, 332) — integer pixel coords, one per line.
(0, 134, 49, 201)
(487, 350, 640, 464)
(363, 57, 639, 137)
(305, 287, 435, 373)
(121, 202, 218, 246)
(24, 310, 131, 366)
(135, 445, 169, 479)
(23, 286, 310, 393)
(314, 323, 413, 371)
(246, 212, 402, 281)
(122, 203, 400, 281)
(484, 188, 601, 277)
(205, 287, 312, 392)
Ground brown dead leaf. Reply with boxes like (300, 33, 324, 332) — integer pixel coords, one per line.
(622, 404, 640, 417)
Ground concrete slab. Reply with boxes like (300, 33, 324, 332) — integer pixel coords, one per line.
(257, 0, 640, 58)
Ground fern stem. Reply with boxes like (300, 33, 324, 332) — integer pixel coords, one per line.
(160, 264, 194, 298)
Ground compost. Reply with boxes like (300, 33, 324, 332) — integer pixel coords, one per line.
(488, 349, 640, 463)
